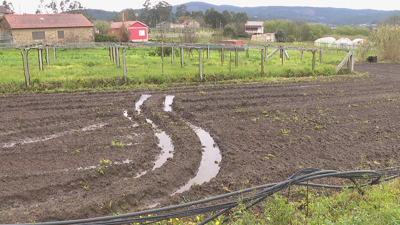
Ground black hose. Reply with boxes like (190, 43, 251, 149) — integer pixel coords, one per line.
(6, 166, 400, 225)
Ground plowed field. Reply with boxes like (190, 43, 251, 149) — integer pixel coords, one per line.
(1, 63, 400, 223)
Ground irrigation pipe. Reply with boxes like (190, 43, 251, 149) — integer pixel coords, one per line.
(6, 166, 400, 225)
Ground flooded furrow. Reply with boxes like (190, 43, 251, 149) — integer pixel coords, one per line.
(2, 123, 107, 148)
(135, 94, 151, 114)
(163, 95, 222, 195)
(146, 119, 174, 170)
(164, 95, 175, 112)
(172, 123, 222, 194)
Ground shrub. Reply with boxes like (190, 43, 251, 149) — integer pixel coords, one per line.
(95, 33, 116, 42)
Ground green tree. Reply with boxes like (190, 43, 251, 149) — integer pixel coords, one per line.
(222, 10, 231, 24)
(232, 12, 248, 23)
(275, 29, 286, 42)
(205, 10, 227, 28)
(223, 24, 236, 37)
(381, 14, 400, 26)
(139, 0, 151, 25)
(112, 9, 137, 22)
(139, 0, 172, 27)
(38, 0, 83, 14)
(175, 4, 189, 19)
(2, 0, 13, 11)
(95, 20, 110, 35)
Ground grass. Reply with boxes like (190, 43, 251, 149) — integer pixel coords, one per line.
(155, 178, 400, 224)
(0, 46, 349, 93)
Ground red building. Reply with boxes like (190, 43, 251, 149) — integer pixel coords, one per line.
(110, 21, 148, 42)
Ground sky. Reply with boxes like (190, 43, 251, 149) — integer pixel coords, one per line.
(9, 0, 400, 14)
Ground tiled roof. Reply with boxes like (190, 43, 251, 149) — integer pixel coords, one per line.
(0, 6, 12, 14)
(245, 21, 264, 27)
(110, 21, 148, 29)
(5, 14, 94, 29)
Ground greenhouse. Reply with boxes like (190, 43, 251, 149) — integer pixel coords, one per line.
(333, 38, 354, 49)
(314, 37, 336, 47)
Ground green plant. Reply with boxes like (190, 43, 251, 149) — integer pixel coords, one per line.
(100, 159, 111, 165)
(97, 167, 104, 175)
(281, 129, 290, 136)
(264, 154, 275, 160)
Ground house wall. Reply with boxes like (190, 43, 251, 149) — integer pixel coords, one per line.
(251, 33, 276, 42)
(11, 27, 94, 44)
(128, 24, 147, 42)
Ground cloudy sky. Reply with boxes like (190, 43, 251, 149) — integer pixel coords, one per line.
(9, 0, 399, 14)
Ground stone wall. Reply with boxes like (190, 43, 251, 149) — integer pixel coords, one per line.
(0, 31, 11, 43)
(11, 27, 94, 44)
(251, 33, 276, 43)
(148, 33, 213, 38)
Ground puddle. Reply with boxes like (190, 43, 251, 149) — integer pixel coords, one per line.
(2, 123, 107, 148)
(172, 123, 221, 195)
(146, 119, 174, 170)
(123, 110, 132, 120)
(77, 159, 133, 171)
(135, 94, 152, 114)
(81, 123, 107, 131)
(164, 95, 175, 112)
(298, 85, 321, 88)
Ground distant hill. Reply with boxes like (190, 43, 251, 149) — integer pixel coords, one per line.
(86, 2, 400, 26)
(86, 9, 119, 21)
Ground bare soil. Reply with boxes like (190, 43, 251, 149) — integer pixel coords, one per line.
(1, 63, 400, 223)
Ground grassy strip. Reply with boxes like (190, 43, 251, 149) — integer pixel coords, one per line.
(157, 179, 400, 224)
(0, 47, 349, 93)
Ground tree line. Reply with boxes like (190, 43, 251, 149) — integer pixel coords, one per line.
(264, 19, 370, 42)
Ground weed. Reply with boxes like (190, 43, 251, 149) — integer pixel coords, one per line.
(264, 154, 275, 160)
(281, 129, 291, 136)
(100, 159, 111, 165)
(98, 167, 104, 175)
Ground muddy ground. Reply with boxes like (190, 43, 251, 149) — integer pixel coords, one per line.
(1, 63, 400, 223)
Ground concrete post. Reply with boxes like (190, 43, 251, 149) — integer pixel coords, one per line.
(261, 48, 264, 77)
(181, 47, 184, 67)
(199, 49, 203, 80)
(123, 48, 127, 82)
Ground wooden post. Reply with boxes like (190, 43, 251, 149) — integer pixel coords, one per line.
(116, 47, 120, 67)
(113, 47, 116, 64)
(261, 48, 264, 77)
(207, 45, 210, 59)
(109, 46, 112, 61)
(281, 49, 285, 66)
(38, 49, 43, 71)
(229, 51, 232, 73)
(123, 48, 127, 82)
(171, 46, 174, 65)
(246, 48, 249, 58)
(199, 49, 203, 80)
(180, 47, 184, 67)
(221, 47, 224, 66)
(319, 49, 322, 63)
(53, 47, 57, 60)
(21, 49, 30, 86)
(301, 49, 304, 61)
(161, 45, 164, 60)
(312, 51, 316, 71)
(45, 46, 50, 65)
(350, 51, 355, 72)
(264, 46, 267, 62)
(235, 47, 238, 67)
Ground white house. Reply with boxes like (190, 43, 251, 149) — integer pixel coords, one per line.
(245, 21, 264, 35)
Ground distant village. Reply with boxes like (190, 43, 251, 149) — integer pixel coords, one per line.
(0, 0, 392, 46)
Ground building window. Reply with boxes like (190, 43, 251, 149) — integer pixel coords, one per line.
(139, 30, 145, 36)
(32, 31, 45, 40)
(58, 31, 64, 39)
